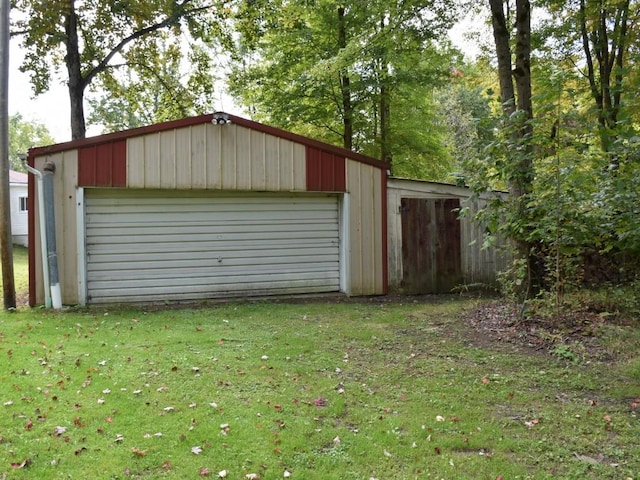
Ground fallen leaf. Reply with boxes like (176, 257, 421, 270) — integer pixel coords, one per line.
(199, 467, 211, 476)
(218, 470, 228, 478)
(131, 447, 147, 457)
(10, 459, 31, 469)
(53, 426, 67, 436)
(283, 470, 291, 478)
(333, 436, 340, 445)
(191, 446, 203, 455)
(246, 474, 259, 480)
(162, 460, 171, 469)
(436, 415, 445, 422)
(574, 453, 600, 465)
(482, 377, 490, 385)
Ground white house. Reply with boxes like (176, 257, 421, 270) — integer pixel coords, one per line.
(10, 170, 28, 247)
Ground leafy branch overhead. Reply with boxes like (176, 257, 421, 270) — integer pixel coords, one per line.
(12, 0, 228, 139)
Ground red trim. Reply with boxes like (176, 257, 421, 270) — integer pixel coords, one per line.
(305, 147, 346, 192)
(29, 112, 389, 172)
(27, 154, 36, 306)
(381, 168, 389, 294)
(78, 140, 127, 187)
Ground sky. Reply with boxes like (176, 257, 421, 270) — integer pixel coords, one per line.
(9, 14, 483, 144)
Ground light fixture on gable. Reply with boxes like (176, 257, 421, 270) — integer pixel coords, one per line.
(212, 112, 231, 125)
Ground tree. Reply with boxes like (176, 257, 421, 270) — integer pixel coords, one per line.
(88, 34, 217, 132)
(12, 0, 225, 140)
(229, 0, 461, 179)
(8, 114, 55, 171)
(487, 0, 537, 294)
(538, 0, 638, 155)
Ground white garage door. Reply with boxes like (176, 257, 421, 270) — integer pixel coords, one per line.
(84, 189, 341, 303)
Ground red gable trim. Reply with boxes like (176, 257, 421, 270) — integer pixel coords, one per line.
(306, 147, 346, 192)
(29, 113, 389, 172)
(78, 140, 127, 187)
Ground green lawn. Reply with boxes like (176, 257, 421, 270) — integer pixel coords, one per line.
(0, 244, 28, 303)
(0, 297, 638, 479)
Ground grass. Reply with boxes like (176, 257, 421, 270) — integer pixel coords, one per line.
(0, 245, 28, 298)
(0, 250, 639, 479)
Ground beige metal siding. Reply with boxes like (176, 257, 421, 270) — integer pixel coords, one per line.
(32, 151, 80, 305)
(346, 160, 384, 295)
(127, 124, 306, 191)
(84, 190, 341, 303)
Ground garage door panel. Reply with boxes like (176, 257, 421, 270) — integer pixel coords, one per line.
(91, 281, 337, 303)
(87, 248, 340, 267)
(85, 190, 341, 303)
(87, 223, 337, 238)
(89, 270, 340, 289)
(88, 259, 339, 277)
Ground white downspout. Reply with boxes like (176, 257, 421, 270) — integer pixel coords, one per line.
(22, 156, 52, 308)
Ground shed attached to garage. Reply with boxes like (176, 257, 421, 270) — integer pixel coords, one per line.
(27, 113, 388, 306)
(387, 177, 510, 294)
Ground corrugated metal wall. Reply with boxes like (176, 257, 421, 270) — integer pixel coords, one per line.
(30, 151, 80, 306)
(346, 160, 385, 295)
(84, 190, 341, 303)
(127, 124, 307, 191)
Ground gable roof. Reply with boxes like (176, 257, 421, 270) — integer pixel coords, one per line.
(9, 170, 27, 184)
(28, 112, 389, 171)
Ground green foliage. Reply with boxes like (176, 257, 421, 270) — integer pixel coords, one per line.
(12, 0, 227, 137)
(229, 0, 462, 179)
(461, 24, 639, 308)
(88, 35, 218, 132)
(8, 114, 55, 171)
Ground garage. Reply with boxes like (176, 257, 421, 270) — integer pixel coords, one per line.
(84, 190, 341, 303)
(27, 112, 387, 306)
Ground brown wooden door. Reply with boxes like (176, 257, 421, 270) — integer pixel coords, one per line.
(400, 198, 462, 294)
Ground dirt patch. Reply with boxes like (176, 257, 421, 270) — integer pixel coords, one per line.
(461, 299, 616, 362)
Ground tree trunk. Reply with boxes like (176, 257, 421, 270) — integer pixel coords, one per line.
(338, 7, 353, 151)
(379, 82, 391, 164)
(579, 0, 631, 155)
(513, 0, 533, 196)
(0, 0, 16, 309)
(489, 0, 536, 295)
(378, 17, 392, 166)
(64, 0, 86, 140)
(489, 0, 515, 117)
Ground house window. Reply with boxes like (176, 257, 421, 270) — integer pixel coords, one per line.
(19, 196, 28, 213)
